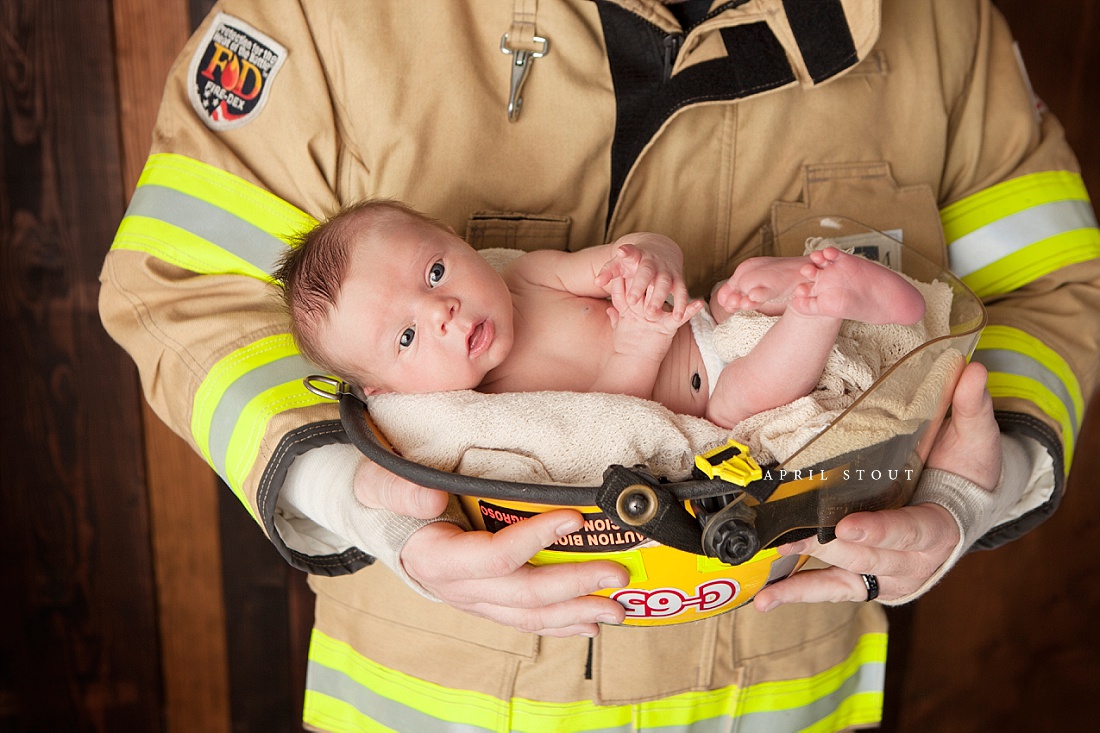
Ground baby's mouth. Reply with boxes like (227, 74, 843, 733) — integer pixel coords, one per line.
(467, 320, 493, 357)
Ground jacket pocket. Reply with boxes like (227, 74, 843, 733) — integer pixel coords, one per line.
(309, 568, 538, 700)
(769, 162, 946, 270)
(466, 211, 572, 251)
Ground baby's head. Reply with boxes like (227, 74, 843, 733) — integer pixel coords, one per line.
(276, 199, 515, 395)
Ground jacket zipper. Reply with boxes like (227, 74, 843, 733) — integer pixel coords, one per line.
(662, 33, 684, 80)
(658, 0, 748, 80)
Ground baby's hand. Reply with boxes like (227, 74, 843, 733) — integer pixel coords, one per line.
(595, 233, 691, 320)
(606, 276, 703, 360)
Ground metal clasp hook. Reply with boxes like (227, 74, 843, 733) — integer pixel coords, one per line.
(500, 33, 549, 122)
(303, 375, 351, 401)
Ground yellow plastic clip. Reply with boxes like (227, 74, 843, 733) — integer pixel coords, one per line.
(694, 439, 763, 487)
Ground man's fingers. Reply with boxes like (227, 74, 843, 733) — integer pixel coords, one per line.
(778, 507, 956, 571)
(949, 361, 993, 421)
(400, 512, 631, 636)
(413, 509, 618, 587)
(469, 583, 626, 634)
(759, 504, 961, 610)
(754, 566, 870, 610)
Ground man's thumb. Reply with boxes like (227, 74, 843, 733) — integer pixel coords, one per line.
(950, 361, 993, 422)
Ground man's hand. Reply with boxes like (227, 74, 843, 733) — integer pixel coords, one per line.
(753, 362, 1000, 609)
(400, 510, 630, 637)
(354, 460, 630, 636)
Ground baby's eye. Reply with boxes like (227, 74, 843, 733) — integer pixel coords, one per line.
(399, 327, 416, 349)
(428, 261, 445, 286)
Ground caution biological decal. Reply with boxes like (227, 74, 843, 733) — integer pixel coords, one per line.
(477, 501, 645, 552)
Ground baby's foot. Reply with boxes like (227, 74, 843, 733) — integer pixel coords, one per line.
(715, 256, 810, 317)
(790, 248, 926, 324)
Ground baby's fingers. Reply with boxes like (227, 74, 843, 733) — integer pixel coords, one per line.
(664, 279, 695, 320)
(643, 272, 675, 317)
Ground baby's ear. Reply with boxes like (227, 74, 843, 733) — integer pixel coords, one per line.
(360, 385, 388, 396)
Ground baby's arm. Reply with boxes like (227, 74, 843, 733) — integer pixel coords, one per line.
(507, 233, 695, 317)
(504, 244, 618, 297)
(591, 276, 703, 399)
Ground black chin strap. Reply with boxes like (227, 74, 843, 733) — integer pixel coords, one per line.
(334, 387, 767, 559)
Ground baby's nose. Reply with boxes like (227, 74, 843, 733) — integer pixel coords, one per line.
(431, 297, 459, 332)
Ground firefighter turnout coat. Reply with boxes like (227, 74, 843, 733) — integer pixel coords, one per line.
(100, 0, 1100, 730)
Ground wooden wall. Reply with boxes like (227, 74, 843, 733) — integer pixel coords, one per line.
(0, 1, 1096, 731)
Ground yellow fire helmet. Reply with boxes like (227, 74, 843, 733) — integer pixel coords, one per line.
(320, 218, 987, 627)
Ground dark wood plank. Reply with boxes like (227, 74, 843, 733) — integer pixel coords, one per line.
(0, 0, 161, 729)
(111, 0, 234, 730)
(996, 0, 1100, 196)
(219, 491, 305, 733)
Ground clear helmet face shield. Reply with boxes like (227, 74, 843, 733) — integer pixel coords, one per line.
(329, 217, 987, 626)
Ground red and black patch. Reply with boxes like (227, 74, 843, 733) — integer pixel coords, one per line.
(188, 13, 287, 130)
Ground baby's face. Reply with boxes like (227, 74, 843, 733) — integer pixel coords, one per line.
(324, 216, 515, 394)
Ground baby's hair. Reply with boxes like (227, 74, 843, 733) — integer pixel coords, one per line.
(274, 198, 449, 378)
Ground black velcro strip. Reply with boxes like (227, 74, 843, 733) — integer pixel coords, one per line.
(597, 2, 795, 226)
(782, 0, 859, 83)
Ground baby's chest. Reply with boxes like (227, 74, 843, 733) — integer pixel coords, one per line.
(509, 294, 614, 389)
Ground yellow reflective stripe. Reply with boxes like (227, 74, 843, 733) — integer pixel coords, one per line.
(304, 629, 885, 732)
(192, 334, 327, 505)
(135, 152, 314, 243)
(974, 325, 1082, 470)
(941, 171, 1100, 298)
(941, 171, 1090, 239)
(114, 214, 267, 279)
(112, 153, 316, 278)
(224, 380, 328, 503)
(737, 633, 885, 714)
(304, 691, 396, 733)
(193, 334, 297, 466)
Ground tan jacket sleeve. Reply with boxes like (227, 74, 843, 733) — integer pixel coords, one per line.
(934, 0, 1100, 547)
(99, 0, 371, 575)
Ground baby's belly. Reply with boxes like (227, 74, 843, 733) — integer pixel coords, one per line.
(653, 325, 708, 417)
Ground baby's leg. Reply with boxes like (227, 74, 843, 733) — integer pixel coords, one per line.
(789, 248, 926, 325)
(706, 308, 843, 428)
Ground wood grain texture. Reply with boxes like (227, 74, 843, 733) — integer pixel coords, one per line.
(110, 0, 233, 730)
(0, 0, 160, 729)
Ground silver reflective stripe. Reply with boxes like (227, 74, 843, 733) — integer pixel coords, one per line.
(948, 199, 1098, 277)
(307, 662, 497, 733)
(208, 353, 314, 481)
(972, 348, 1079, 436)
(126, 183, 287, 275)
(738, 661, 885, 733)
(306, 659, 883, 733)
